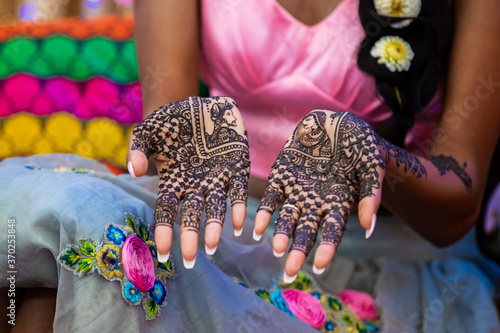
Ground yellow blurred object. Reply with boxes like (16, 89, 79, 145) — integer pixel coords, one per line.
(32, 136, 54, 155)
(0, 136, 13, 158)
(0, 112, 131, 168)
(45, 113, 83, 152)
(85, 118, 124, 159)
(4, 113, 42, 154)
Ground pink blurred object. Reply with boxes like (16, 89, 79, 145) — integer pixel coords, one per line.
(338, 290, 379, 320)
(282, 289, 326, 329)
(114, 0, 133, 7)
(122, 236, 155, 292)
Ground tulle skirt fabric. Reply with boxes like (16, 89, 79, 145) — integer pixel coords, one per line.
(0, 154, 499, 333)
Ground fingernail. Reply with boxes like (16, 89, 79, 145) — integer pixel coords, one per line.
(205, 245, 217, 256)
(183, 257, 196, 269)
(253, 229, 262, 241)
(283, 272, 298, 284)
(273, 249, 285, 258)
(127, 161, 136, 179)
(234, 228, 243, 237)
(313, 265, 326, 275)
(157, 252, 170, 262)
(366, 214, 377, 239)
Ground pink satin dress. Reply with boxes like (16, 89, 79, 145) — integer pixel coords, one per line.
(200, 0, 441, 179)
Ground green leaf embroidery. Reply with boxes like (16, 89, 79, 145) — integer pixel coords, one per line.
(255, 290, 271, 302)
(78, 257, 93, 274)
(342, 314, 353, 325)
(356, 322, 367, 333)
(139, 222, 149, 241)
(79, 240, 95, 257)
(328, 297, 342, 311)
(145, 298, 158, 319)
(61, 248, 80, 266)
(158, 260, 175, 278)
(126, 214, 137, 232)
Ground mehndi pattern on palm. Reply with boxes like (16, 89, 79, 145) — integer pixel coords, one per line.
(259, 110, 385, 255)
(131, 96, 251, 232)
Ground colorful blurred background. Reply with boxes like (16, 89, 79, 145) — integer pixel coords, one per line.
(0, 0, 136, 173)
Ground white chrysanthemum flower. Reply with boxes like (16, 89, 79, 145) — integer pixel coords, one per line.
(374, 0, 421, 18)
(370, 36, 415, 72)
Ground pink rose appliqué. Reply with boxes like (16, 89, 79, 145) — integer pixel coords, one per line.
(122, 236, 155, 292)
(282, 289, 326, 329)
(339, 289, 379, 320)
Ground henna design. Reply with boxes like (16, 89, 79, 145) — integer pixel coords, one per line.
(259, 110, 385, 255)
(431, 155, 472, 193)
(132, 97, 251, 232)
(376, 138, 427, 180)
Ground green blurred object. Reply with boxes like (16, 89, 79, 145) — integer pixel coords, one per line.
(0, 36, 139, 83)
(0, 35, 211, 95)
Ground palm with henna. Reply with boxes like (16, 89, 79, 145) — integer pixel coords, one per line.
(254, 110, 385, 282)
(127, 96, 251, 268)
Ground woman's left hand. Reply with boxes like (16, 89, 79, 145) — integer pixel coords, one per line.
(254, 110, 385, 281)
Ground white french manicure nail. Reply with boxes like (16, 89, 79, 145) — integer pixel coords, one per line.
(127, 161, 136, 179)
(313, 265, 326, 275)
(273, 249, 285, 258)
(205, 245, 217, 256)
(253, 229, 262, 241)
(183, 257, 196, 269)
(366, 214, 377, 239)
(157, 252, 170, 263)
(283, 272, 298, 284)
(234, 228, 243, 237)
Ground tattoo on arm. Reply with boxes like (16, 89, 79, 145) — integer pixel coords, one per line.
(430, 155, 472, 193)
(376, 137, 427, 180)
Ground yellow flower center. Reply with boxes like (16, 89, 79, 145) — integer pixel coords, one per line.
(131, 290, 135, 294)
(386, 41, 407, 61)
(155, 289, 159, 294)
(114, 233, 119, 238)
(390, 0, 404, 15)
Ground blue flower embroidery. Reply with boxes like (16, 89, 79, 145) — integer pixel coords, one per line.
(311, 292, 321, 300)
(270, 281, 295, 318)
(124, 281, 141, 304)
(149, 280, 166, 305)
(149, 245, 157, 260)
(106, 226, 126, 245)
(325, 321, 336, 331)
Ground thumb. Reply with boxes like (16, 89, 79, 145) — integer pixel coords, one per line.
(126, 131, 150, 178)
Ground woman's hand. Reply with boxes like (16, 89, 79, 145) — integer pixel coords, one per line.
(127, 96, 251, 268)
(254, 110, 385, 282)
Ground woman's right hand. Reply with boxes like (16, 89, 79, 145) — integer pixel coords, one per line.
(127, 96, 251, 268)
(254, 110, 385, 282)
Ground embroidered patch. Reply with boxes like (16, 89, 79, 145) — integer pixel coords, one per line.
(245, 273, 381, 332)
(57, 213, 175, 320)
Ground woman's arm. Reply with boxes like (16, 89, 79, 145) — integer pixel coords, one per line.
(134, 0, 199, 118)
(379, 0, 500, 247)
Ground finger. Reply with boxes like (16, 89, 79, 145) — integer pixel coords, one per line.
(127, 126, 151, 178)
(179, 192, 204, 269)
(285, 211, 321, 280)
(358, 161, 385, 239)
(273, 204, 300, 257)
(255, 182, 284, 240)
(204, 186, 227, 254)
(313, 212, 346, 274)
(228, 172, 249, 235)
(154, 190, 181, 262)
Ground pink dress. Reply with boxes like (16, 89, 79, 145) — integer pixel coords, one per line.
(200, 0, 441, 179)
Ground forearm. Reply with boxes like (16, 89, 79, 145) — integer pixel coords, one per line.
(376, 137, 479, 246)
(134, 0, 199, 118)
